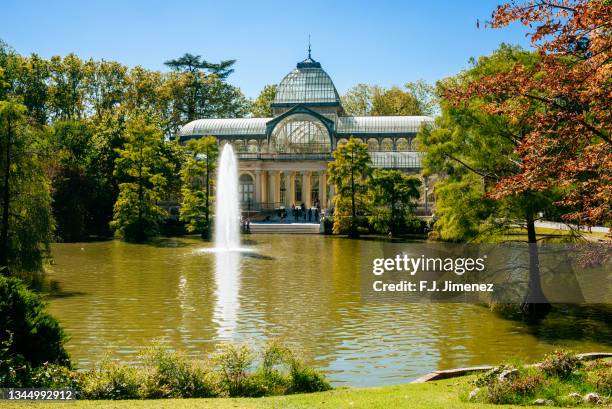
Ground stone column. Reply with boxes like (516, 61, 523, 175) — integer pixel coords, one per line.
(284, 171, 294, 207)
(269, 171, 280, 205)
(302, 171, 312, 208)
(260, 170, 268, 208)
(319, 171, 327, 209)
(254, 170, 262, 206)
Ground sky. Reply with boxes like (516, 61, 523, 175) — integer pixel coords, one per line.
(2, 0, 533, 99)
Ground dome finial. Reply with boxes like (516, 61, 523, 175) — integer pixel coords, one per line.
(308, 34, 311, 59)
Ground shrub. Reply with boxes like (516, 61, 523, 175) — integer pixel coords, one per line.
(81, 361, 140, 400)
(215, 344, 255, 397)
(474, 365, 515, 387)
(540, 350, 581, 379)
(30, 363, 81, 389)
(585, 360, 612, 395)
(289, 360, 332, 393)
(0, 276, 70, 387)
(140, 344, 216, 398)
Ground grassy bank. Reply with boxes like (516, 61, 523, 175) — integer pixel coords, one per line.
(0, 376, 573, 409)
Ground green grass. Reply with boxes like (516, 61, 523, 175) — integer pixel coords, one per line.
(0, 376, 574, 409)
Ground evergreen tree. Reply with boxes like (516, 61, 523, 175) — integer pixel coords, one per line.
(179, 137, 218, 239)
(0, 100, 54, 274)
(327, 138, 371, 238)
(111, 113, 175, 242)
(368, 169, 421, 235)
(250, 85, 276, 117)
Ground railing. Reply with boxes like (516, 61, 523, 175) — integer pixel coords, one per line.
(369, 151, 423, 169)
(235, 151, 423, 169)
(237, 152, 333, 161)
(240, 201, 286, 212)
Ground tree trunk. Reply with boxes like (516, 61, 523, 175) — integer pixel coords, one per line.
(203, 156, 211, 240)
(349, 150, 359, 238)
(0, 115, 12, 275)
(521, 214, 551, 320)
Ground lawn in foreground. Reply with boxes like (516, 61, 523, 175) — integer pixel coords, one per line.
(1, 376, 571, 409)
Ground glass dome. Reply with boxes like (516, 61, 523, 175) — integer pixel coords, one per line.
(273, 57, 340, 106)
(270, 113, 331, 153)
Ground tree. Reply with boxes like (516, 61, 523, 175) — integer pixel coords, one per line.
(0, 275, 70, 384)
(418, 45, 560, 317)
(164, 53, 246, 124)
(164, 53, 236, 79)
(371, 86, 424, 116)
(341, 84, 380, 116)
(450, 0, 611, 227)
(404, 80, 439, 117)
(368, 169, 421, 235)
(342, 83, 435, 117)
(49, 120, 95, 241)
(111, 113, 175, 242)
(47, 54, 88, 121)
(250, 85, 276, 117)
(328, 138, 372, 238)
(0, 100, 54, 274)
(179, 137, 218, 239)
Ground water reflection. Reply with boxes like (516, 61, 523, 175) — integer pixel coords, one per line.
(213, 251, 241, 340)
(44, 236, 612, 387)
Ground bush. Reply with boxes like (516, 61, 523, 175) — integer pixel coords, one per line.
(81, 361, 140, 400)
(0, 276, 70, 387)
(140, 344, 216, 398)
(289, 360, 332, 393)
(540, 350, 581, 379)
(30, 363, 81, 389)
(214, 341, 332, 397)
(3, 340, 332, 400)
(215, 344, 255, 397)
(585, 360, 612, 395)
(470, 353, 612, 406)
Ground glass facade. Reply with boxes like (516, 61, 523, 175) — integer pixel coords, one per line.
(239, 174, 254, 205)
(178, 54, 434, 171)
(272, 56, 340, 107)
(270, 114, 331, 153)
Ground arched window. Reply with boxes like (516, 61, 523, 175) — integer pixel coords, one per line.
(247, 139, 259, 153)
(381, 138, 394, 151)
(270, 114, 331, 153)
(367, 139, 380, 151)
(396, 138, 409, 151)
(336, 138, 348, 146)
(239, 174, 254, 205)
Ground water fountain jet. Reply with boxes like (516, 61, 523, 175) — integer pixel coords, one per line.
(214, 144, 240, 250)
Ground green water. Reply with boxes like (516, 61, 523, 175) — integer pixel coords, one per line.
(45, 235, 610, 387)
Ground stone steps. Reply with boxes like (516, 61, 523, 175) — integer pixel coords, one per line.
(249, 223, 321, 234)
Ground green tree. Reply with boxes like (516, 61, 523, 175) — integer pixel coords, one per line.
(341, 84, 380, 116)
(0, 275, 70, 386)
(49, 120, 94, 241)
(250, 84, 276, 117)
(111, 113, 175, 242)
(404, 80, 438, 116)
(179, 137, 218, 239)
(342, 83, 435, 117)
(328, 138, 372, 238)
(164, 53, 246, 124)
(371, 86, 423, 116)
(0, 100, 54, 274)
(417, 45, 560, 316)
(48, 54, 88, 121)
(15, 53, 50, 125)
(368, 169, 421, 235)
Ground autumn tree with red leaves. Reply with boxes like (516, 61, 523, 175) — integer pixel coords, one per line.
(447, 0, 611, 227)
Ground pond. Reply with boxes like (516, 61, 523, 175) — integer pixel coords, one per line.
(45, 235, 611, 387)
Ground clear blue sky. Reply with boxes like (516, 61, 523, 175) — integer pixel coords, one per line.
(2, 0, 532, 99)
